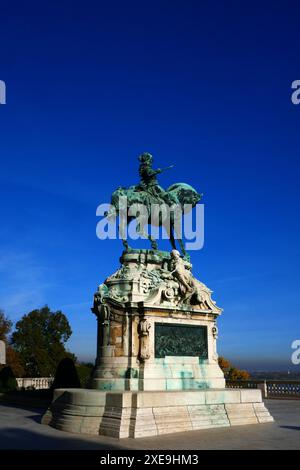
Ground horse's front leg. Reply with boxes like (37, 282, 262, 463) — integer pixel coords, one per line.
(137, 223, 158, 250)
(178, 238, 186, 256)
(149, 235, 158, 250)
(166, 224, 177, 251)
(118, 224, 130, 252)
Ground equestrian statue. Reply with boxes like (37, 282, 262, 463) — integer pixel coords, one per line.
(106, 152, 202, 258)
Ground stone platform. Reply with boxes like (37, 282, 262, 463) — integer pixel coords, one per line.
(42, 249, 273, 438)
(42, 387, 273, 438)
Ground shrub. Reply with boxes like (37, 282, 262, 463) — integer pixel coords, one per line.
(0, 366, 17, 392)
(76, 363, 94, 388)
(51, 357, 81, 390)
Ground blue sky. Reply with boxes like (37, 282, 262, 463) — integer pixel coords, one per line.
(0, 1, 300, 370)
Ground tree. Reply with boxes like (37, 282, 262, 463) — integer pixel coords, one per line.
(11, 306, 76, 377)
(0, 366, 17, 392)
(218, 356, 231, 371)
(218, 356, 250, 380)
(227, 367, 250, 381)
(0, 310, 12, 341)
(5, 346, 25, 377)
(76, 362, 94, 388)
(0, 310, 24, 376)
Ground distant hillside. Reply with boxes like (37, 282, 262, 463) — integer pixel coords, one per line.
(250, 371, 300, 380)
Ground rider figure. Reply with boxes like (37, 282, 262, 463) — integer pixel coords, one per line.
(137, 152, 176, 205)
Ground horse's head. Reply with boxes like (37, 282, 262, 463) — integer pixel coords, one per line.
(167, 183, 202, 208)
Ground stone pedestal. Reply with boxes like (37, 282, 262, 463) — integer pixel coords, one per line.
(91, 249, 225, 391)
(43, 249, 274, 438)
(42, 388, 273, 438)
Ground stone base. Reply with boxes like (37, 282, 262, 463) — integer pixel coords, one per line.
(42, 388, 273, 438)
(92, 357, 225, 391)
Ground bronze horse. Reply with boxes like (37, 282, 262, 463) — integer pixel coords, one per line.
(106, 182, 202, 258)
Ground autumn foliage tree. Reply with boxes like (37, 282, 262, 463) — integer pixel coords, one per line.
(0, 310, 12, 341)
(11, 306, 76, 377)
(0, 310, 24, 376)
(218, 356, 250, 380)
(218, 356, 231, 371)
(227, 367, 250, 380)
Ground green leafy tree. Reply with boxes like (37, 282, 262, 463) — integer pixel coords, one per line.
(11, 306, 76, 377)
(76, 362, 94, 387)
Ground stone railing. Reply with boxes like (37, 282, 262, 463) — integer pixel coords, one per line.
(266, 380, 300, 398)
(16, 377, 53, 390)
(15, 377, 300, 396)
(226, 379, 300, 399)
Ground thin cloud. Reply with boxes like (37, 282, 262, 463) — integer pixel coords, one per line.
(210, 272, 267, 285)
(58, 301, 91, 311)
(0, 250, 52, 319)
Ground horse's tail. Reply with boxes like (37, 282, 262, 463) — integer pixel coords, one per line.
(167, 183, 197, 192)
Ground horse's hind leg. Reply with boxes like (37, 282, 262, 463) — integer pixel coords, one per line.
(146, 225, 158, 250)
(168, 225, 177, 251)
(122, 239, 129, 251)
(178, 237, 189, 259)
(149, 235, 158, 250)
(172, 223, 189, 259)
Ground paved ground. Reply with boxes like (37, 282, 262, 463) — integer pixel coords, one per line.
(0, 400, 299, 450)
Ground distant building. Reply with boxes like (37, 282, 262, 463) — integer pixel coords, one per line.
(0, 340, 6, 365)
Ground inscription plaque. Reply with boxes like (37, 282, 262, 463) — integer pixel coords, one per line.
(155, 323, 208, 358)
